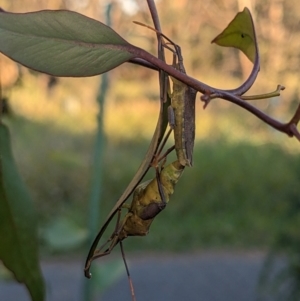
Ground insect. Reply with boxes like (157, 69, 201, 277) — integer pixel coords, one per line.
(84, 159, 184, 275)
(84, 60, 171, 277)
(133, 21, 197, 166)
(169, 68, 197, 167)
(84, 24, 197, 301)
(84, 158, 184, 301)
(83, 31, 172, 275)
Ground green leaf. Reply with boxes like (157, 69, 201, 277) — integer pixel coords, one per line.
(211, 7, 257, 63)
(42, 216, 87, 252)
(0, 122, 45, 301)
(0, 10, 135, 76)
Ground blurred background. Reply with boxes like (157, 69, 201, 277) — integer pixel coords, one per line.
(0, 0, 300, 300)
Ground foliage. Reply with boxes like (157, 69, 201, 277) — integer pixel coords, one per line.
(9, 116, 297, 251)
(258, 188, 300, 301)
(0, 123, 45, 301)
(0, 1, 299, 301)
(3, 0, 300, 100)
(211, 7, 256, 63)
(0, 10, 134, 76)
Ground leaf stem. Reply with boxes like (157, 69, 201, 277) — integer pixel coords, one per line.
(122, 44, 300, 139)
(241, 85, 285, 100)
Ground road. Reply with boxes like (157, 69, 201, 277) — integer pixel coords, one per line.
(0, 251, 278, 301)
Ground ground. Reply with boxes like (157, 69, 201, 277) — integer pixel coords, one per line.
(0, 251, 279, 301)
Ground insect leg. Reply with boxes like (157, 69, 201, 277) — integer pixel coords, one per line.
(157, 126, 172, 154)
(84, 208, 125, 278)
(120, 241, 136, 301)
(155, 165, 167, 206)
(149, 116, 174, 174)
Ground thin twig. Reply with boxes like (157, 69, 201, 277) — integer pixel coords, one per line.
(122, 44, 300, 140)
(289, 103, 300, 125)
(125, 5, 300, 141)
(129, 58, 158, 70)
(241, 85, 285, 100)
(289, 124, 300, 141)
(220, 91, 300, 138)
(147, 0, 166, 102)
(147, 0, 162, 33)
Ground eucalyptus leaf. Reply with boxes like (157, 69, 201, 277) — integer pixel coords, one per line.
(0, 123, 45, 301)
(211, 7, 257, 63)
(0, 10, 135, 76)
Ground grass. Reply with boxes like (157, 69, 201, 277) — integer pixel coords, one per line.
(4, 114, 299, 254)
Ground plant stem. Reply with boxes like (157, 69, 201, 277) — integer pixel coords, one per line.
(123, 45, 299, 138)
(83, 4, 112, 301)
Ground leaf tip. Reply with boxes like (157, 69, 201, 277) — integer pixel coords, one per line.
(210, 6, 257, 63)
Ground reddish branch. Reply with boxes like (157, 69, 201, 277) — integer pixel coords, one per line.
(128, 1, 300, 142)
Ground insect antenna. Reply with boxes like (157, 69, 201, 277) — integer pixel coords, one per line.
(133, 21, 184, 71)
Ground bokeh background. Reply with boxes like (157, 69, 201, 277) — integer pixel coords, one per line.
(0, 0, 300, 300)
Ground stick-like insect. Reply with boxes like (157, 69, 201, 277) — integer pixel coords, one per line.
(84, 159, 184, 271)
(83, 27, 172, 271)
(134, 21, 197, 166)
(84, 24, 197, 300)
(84, 157, 184, 301)
(169, 60, 197, 167)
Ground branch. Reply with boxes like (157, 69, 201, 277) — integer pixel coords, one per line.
(121, 44, 300, 140)
(288, 104, 300, 141)
(147, 0, 162, 33)
(128, 47, 260, 96)
(147, 0, 169, 114)
(213, 91, 300, 139)
(129, 58, 158, 70)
